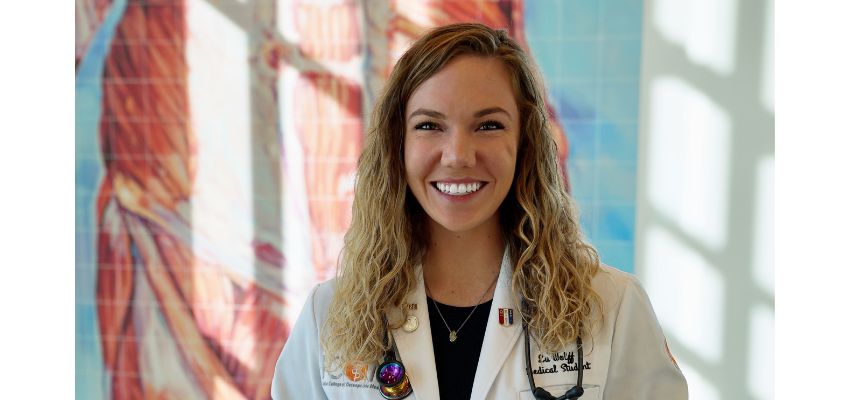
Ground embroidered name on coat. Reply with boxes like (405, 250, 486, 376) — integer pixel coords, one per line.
(532, 351, 592, 375)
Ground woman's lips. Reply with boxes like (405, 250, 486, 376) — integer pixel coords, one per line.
(430, 181, 487, 197)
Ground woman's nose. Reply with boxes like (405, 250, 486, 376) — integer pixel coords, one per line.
(440, 130, 476, 168)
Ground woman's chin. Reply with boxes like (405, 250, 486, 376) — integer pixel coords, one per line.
(426, 213, 499, 235)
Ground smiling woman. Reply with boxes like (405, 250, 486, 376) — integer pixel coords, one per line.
(272, 23, 688, 400)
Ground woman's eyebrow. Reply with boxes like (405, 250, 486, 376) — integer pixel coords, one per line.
(408, 107, 512, 120)
(408, 108, 446, 120)
(474, 107, 512, 120)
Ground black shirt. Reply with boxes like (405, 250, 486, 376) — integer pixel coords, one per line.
(427, 296, 493, 400)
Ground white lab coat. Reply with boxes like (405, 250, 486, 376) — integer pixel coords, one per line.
(272, 252, 688, 399)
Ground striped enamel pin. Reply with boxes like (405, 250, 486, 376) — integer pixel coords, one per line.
(498, 308, 514, 327)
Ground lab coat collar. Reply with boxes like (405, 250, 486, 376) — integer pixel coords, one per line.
(391, 247, 522, 400)
(391, 265, 440, 400)
(469, 247, 523, 399)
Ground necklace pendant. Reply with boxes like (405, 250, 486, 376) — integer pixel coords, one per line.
(449, 331, 457, 342)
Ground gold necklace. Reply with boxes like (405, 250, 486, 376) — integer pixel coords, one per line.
(426, 273, 499, 343)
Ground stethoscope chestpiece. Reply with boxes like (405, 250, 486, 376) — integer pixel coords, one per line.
(376, 356, 412, 399)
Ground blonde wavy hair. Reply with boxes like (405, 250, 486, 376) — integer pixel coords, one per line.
(321, 23, 601, 370)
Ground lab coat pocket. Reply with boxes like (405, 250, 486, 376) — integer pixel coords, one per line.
(517, 384, 601, 400)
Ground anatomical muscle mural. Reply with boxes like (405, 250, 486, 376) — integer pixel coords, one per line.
(76, 0, 642, 398)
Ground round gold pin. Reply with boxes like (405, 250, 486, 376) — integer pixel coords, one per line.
(402, 315, 418, 332)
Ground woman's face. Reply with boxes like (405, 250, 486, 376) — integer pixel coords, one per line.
(404, 55, 520, 234)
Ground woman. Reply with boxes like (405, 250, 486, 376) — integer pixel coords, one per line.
(272, 23, 688, 400)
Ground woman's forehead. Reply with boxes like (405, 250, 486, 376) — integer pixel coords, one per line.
(405, 55, 519, 120)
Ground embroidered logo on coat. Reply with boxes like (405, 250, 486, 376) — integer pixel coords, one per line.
(665, 340, 680, 370)
(322, 363, 380, 390)
(344, 361, 369, 382)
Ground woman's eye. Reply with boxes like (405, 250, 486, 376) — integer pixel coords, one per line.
(414, 122, 440, 131)
(478, 120, 505, 131)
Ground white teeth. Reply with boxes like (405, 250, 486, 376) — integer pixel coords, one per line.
(434, 181, 484, 196)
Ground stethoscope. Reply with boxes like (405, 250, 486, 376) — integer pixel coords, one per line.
(375, 306, 585, 399)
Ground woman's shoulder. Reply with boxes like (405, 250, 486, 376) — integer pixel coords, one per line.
(592, 263, 638, 294)
(311, 277, 339, 301)
(590, 264, 647, 315)
(306, 277, 339, 324)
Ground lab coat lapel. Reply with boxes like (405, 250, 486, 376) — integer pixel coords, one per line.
(469, 249, 523, 399)
(392, 266, 441, 400)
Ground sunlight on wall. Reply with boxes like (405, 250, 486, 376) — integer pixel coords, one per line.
(748, 155, 774, 400)
(640, 1, 774, 399)
(280, 65, 315, 323)
(187, 0, 255, 280)
(648, 77, 731, 250)
(645, 226, 725, 362)
(653, 0, 738, 74)
(747, 304, 774, 400)
(277, 2, 316, 324)
(761, 0, 774, 113)
(753, 156, 774, 294)
(678, 363, 719, 400)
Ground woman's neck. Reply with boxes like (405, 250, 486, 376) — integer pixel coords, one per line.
(422, 216, 505, 307)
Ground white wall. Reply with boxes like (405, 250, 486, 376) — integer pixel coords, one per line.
(635, 0, 774, 399)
